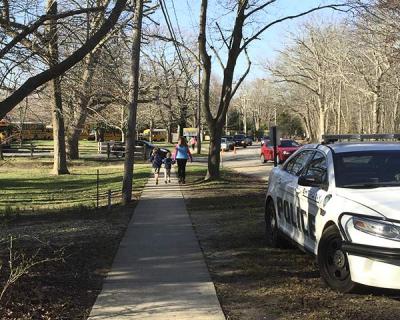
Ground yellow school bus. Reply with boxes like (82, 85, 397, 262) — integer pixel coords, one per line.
(142, 129, 167, 142)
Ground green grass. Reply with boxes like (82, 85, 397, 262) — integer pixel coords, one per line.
(0, 159, 150, 214)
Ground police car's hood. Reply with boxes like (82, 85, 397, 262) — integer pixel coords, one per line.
(335, 187, 400, 220)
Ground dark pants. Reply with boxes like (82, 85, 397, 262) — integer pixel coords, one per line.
(177, 158, 187, 181)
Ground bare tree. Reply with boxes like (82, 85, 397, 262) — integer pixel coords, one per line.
(198, 0, 352, 179)
(46, 0, 69, 174)
(122, 0, 145, 205)
(0, 0, 129, 119)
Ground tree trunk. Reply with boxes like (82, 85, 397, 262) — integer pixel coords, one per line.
(205, 123, 222, 180)
(67, 53, 97, 159)
(47, 0, 69, 175)
(198, 0, 246, 180)
(371, 91, 379, 134)
(336, 81, 342, 134)
(67, 107, 87, 159)
(179, 104, 187, 137)
(394, 90, 400, 132)
(122, 0, 143, 205)
(67, 1, 105, 159)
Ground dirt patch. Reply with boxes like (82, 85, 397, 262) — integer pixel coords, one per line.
(0, 206, 136, 319)
(182, 167, 400, 320)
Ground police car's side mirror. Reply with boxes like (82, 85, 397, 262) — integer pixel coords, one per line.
(298, 175, 322, 187)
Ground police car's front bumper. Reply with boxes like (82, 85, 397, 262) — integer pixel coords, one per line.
(343, 242, 400, 289)
(343, 242, 400, 261)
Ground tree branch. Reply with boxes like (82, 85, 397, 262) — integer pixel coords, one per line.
(244, 0, 276, 19)
(0, 0, 128, 120)
(241, 4, 351, 51)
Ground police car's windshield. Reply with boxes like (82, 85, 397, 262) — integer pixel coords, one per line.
(334, 150, 400, 188)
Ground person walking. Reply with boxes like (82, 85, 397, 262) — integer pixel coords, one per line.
(174, 137, 192, 184)
(149, 147, 164, 185)
(162, 152, 174, 183)
(189, 136, 197, 151)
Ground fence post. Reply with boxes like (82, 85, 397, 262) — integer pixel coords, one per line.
(30, 143, 34, 157)
(107, 142, 110, 159)
(96, 169, 99, 209)
(0, 144, 3, 160)
(108, 189, 112, 211)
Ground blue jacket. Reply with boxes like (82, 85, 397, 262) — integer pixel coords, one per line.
(174, 145, 192, 160)
(163, 158, 174, 169)
(150, 151, 164, 168)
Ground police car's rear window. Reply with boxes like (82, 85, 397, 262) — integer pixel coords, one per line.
(334, 150, 400, 188)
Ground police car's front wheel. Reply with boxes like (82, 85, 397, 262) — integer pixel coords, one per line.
(318, 225, 357, 293)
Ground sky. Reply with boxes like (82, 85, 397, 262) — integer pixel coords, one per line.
(158, 0, 348, 81)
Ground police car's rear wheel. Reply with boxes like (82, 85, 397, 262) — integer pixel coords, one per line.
(318, 225, 356, 293)
(265, 200, 283, 247)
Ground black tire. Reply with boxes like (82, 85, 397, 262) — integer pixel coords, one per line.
(318, 225, 357, 293)
(265, 199, 284, 248)
(243, 145, 247, 148)
(260, 154, 266, 164)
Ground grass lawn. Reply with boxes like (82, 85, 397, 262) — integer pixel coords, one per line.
(0, 157, 151, 318)
(0, 158, 149, 214)
(182, 166, 400, 320)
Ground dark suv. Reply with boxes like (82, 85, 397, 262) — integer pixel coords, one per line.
(233, 134, 247, 148)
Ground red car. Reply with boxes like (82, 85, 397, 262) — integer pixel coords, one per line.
(260, 139, 301, 163)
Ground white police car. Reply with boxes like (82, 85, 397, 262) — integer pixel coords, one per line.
(265, 139, 400, 292)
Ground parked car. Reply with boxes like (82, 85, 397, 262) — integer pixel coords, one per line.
(261, 135, 270, 146)
(222, 136, 235, 150)
(265, 141, 400, 292)
(221, 138, 230, 151)
(233, 134, 247, 148)
(260, 139, 301, 163)
(244, 136, 253, 146)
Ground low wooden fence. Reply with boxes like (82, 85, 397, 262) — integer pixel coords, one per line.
(97, 141, 149, 160)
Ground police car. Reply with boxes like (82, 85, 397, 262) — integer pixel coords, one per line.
(265, 135, 400, 292)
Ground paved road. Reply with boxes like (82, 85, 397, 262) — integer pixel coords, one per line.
(195, 145, 274, 181)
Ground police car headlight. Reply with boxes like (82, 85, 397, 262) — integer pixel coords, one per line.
(352, 217, 400, 240)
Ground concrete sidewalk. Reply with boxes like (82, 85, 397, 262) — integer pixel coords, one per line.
(89, 173, 225, 320)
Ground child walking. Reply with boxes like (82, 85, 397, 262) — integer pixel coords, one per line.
(162, 152, 174, 183)
(149, 147, 164, 185)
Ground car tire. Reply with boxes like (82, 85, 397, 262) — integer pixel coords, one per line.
(260, 154, 266, 164)
(265, 199, 285, 248)
(318, 225, 358, 293)
(243, 145, 247, 148)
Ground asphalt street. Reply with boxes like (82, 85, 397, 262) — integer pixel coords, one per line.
(194, 144, 274, 182)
